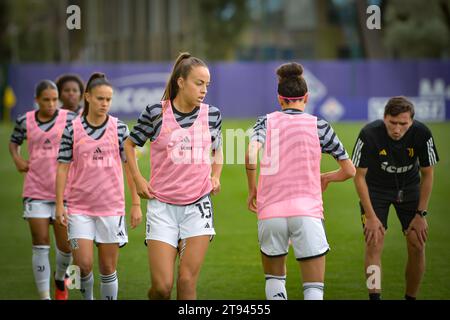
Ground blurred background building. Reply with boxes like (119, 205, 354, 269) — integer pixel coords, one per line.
(1, 0, 449, 63)
(0, 0, 449, 121)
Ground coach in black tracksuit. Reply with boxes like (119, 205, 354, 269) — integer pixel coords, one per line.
(352, 96, 439, 300)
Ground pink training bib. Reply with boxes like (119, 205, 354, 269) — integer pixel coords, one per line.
(23, 109, 68, 200)
(257, 111, 323, 220)
(67, 116, 125, 216)
(150, 100, 212, 205)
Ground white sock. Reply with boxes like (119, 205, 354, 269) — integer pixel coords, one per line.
(303, 282, 324, 300)
(55, 248, 72, 281)
(32, 245, 51, 300)
(265, 274, 287, 300)
(80, 272, 94, 300)
(100, 271, 118, 300)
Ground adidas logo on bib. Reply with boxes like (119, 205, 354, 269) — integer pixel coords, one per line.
(93, 147, 104, 160)
(43, 138, 52, 150)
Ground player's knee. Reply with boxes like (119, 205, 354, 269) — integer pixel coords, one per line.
(56, 241, 71, 254)
(151, 283, 173, 299)
(366, 242, 384, 256)
(75, 260, 93, 276)
(79, 266, 93, 277)
(407, 236, 425, 253)
(99, 263, 116, 275)
(177, 273, 196, 291)
(411, 242, 425, 253)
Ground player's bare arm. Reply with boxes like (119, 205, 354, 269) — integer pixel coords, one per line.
(320, 158, 356, 192)
(124, 161, 142, 229)
(406, 166, 433, 245)
(9, 142, 29, 172)
(55, 162, 70, 227)
(211, 147, 223, 195)
(123, 138, 154, 199)
(245, 140, 262, 213)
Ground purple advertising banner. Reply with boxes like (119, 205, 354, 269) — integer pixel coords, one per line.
(7, 60, 450, 122)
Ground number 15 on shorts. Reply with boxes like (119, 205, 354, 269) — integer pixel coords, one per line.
(195, 201, 212, 219)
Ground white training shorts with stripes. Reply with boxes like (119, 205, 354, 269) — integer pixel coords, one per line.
(67, 214, 128, 248)
(258, 216, 330, 260)
(145, 195, 215, 249)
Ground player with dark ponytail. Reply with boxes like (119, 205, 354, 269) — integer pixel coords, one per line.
(246, 62, 356, 300)
(55, 72, 142, 300)
(124, 52, 223, 300)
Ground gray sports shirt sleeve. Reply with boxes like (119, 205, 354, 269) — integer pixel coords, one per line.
(10, 114, 27, 145)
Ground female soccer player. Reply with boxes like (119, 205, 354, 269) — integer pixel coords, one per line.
(124, 52, 223, 300)
(9, 80, 76, 300)
(245, 62, 356, 300)
(55, 73, 142, 300)
(55, 74, 84, 115)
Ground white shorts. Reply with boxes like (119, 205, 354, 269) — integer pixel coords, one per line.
(258, 216, 330, 260)
(68, 214, 128, 248)
(145, 195, 216, 248)
(23, 201, 62, 221)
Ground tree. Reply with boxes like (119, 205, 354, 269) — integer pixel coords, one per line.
(0, 1, 11, 63)
(383, 0, 449, 58)
(199, 0, 250, 60)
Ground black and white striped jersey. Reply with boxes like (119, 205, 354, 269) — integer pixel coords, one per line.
(61, 105, 83, 116)
(129, 103, 222, 151)
(351, 119, 439, 190)
(57, 115, 129, 163)
(10, 109, 78, 145)
(250, 109, 349, 160)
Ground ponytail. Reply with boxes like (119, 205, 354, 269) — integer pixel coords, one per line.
(159, 52, 207, 118)
(162, 52, 192, 101)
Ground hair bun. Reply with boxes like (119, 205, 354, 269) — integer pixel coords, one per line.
(276, 63, 304, 80)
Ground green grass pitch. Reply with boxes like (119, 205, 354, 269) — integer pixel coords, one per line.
(0, 120, 449, 300)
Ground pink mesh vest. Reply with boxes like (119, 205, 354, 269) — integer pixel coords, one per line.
(23, 109, 68, 200)
(257, 111, 323, 220)
(150, 100, 212, 205)
(67, 116, 125, 216)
